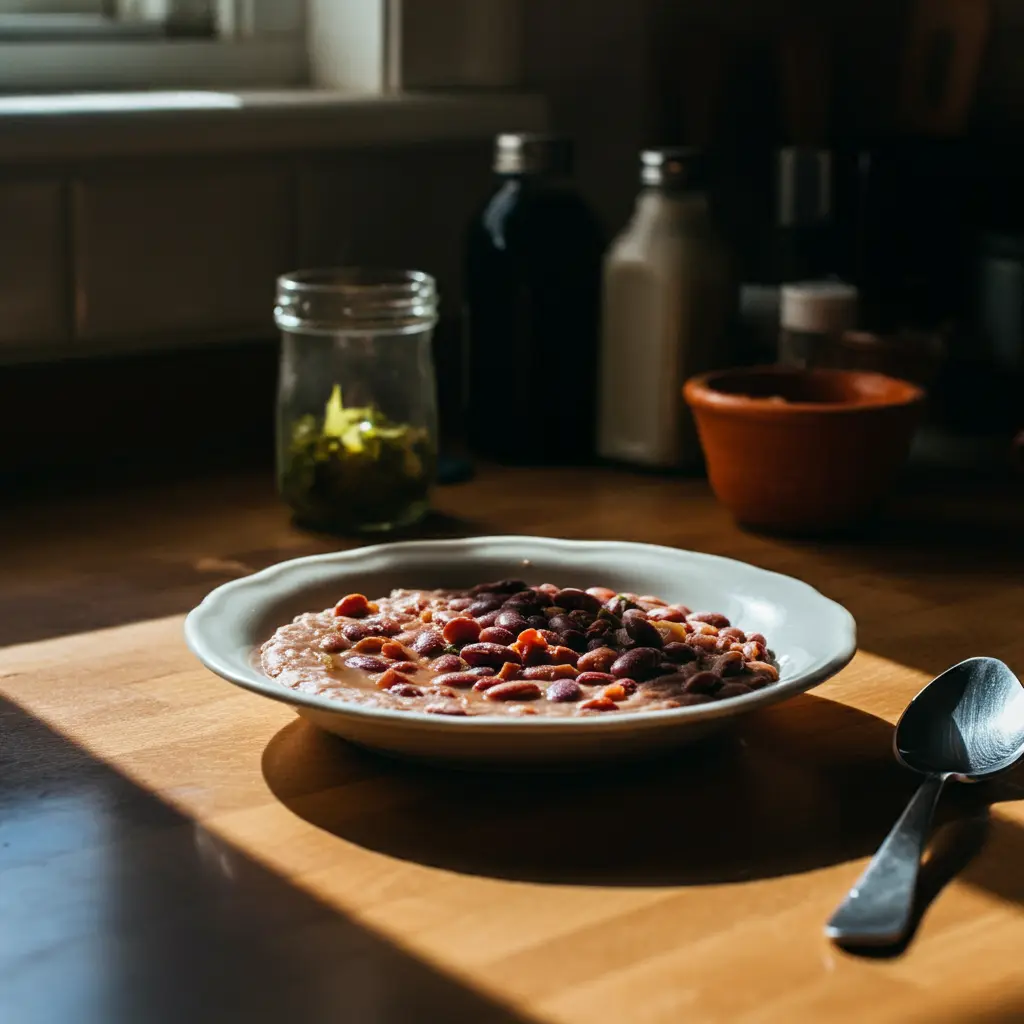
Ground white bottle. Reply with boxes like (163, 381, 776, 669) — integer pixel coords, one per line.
(599, 148, 732, 468)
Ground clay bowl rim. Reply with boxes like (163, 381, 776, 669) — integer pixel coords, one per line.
(684, 366, 926, 420)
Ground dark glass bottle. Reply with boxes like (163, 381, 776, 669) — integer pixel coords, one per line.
(464, 134, 604, 464)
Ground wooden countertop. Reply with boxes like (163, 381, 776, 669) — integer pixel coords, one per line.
(1, 467, 1023, 1023)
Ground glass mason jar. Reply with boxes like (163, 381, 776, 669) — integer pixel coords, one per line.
(274, 268, 439, 533)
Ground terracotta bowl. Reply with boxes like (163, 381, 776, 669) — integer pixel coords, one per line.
(684, 367, 925, 533)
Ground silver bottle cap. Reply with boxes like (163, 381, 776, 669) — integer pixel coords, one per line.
(640, 147, 708, 190)
(494, 134, 573, 175)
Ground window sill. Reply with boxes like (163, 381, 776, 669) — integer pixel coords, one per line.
(0, 89, 548, 163)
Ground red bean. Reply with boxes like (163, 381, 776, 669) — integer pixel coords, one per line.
(460, 643, 523, 669)
(388, 683, 424, 698)
(442, 616, 482, 646)
(742, 641, 766, 661)
(430, 654, 466, 673)
(476, 610, 501, 628)
(345, 655, 390, 673)
(470, 579, 528, 596)
(547, 679, 583, 702)
(662, 642, 697, 664)
(714, 651, 745, 677)
(483, 681, 543, 701)
(688, 611, 730, 629)
(411, 630, 447, 656)
(495, 609, 530, 633)
(472, 676, 502, 692)
(341, 622, 369, 642)
(610, 647, 662, 680)
(468, 595, 505, 616)
(554, 588, 603, 614)
(647, 607, 686, 623)
(746, 661, 780, 682)
(432, 672, 480, 689)
(448, 597, 473, 611)
(477, 626, 514, 645)
(575, 671, 616, 686)
(391, 661, 420, 673)
(522, 664, 579, 681)
(549, 645, 579, 666)
(577, 647, 618, 674)
(547, 614, 576, 633)
(559, 629, 589, 653)
(686, 634, 720, 653)
(622, 612, 663, 649)
(719, 627, 746, 641)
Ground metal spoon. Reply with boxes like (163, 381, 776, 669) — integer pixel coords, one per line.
(826, 656, 1024, 946)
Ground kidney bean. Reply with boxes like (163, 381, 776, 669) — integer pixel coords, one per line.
(686, 634, 720, 653)
(495, 609, 530, 634)
(341, 622, 369, 642)
(472, 676, 502, 692)
(547, 679, 583, 702)
(466, 666, 496, 677)
(585, 618, 611, 636)
(559, 629, 589, 654)
(577, 647, 618, 674)
(646, 607, 686, 623)
(352, 636, 387, 653)
(470, 579, 527, 596)
(431, 672, 479, 688)
(604, 595, 639, 617)
(442, 616, 482, 646)
(746, 632, 768, 648)
(363, 616, 404, 637)
(719, 627, 746, 641)
(746, 661, 780, 681)
(742, 641, 767, 661)
(576, 671, 616, 686)
(618, 679, 638, 695)
(483, 680, 543, 701)
(527, 615, 549, 630)
(411, 630, 446, 656)
(430, 654, 466, 673)
(714, 651, 746, 677)
(547, 614, 575, 633)
(504, 590, 546, 610)
(424, 704, 468, 716)
(536, 583, 561, 598)
(684, 671, 721, 694)
(688, 621, 719, 637)
(741, 672, 772, 690)
(467, 595, 505, 617)
(391, 661, 420, 673)
(479, 626, 516, 645)
(579, 697, 619, 712)
(586, 586, 617, 602)
(333, 593, 377, 618)
(610, 647, 662, 680)
(717, 682, 753, 700)
(496, 661, 523, 681)
(554, 588, 603, 614)
(587, 637, 612, 651)
(567, 609, 596, 629)
(522, 664, 578, 681)
(548, 645, 579, 667)
(388, 683, 424, 698)
(538, 629, 561, 646)
(662, 642, 697, 664)
(689, 611, 731, 629)
(476, 610, 501, 628)
(448, 597, 473, 611)
(381, 640, 414, 660)
(345, 654, 390, 673)
(676, 693, 713, 706)
(318, 633, 350, 653)
(623, 613, 663, 649)
(460, 643, 523, 669)
(638, 595, 667, 607)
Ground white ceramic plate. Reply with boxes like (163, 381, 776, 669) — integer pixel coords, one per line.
(184, 536, 857, 766)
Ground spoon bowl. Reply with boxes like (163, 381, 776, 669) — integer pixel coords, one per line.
(895, 656, 1024, 780)
(827, 657, 1024, 946)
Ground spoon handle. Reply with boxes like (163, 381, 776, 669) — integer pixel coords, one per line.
(825, 773, 948, 946)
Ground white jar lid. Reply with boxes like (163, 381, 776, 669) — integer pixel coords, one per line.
(780, 280, 858, 333)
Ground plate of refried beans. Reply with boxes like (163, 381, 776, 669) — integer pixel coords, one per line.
(186, 536, 856, 766)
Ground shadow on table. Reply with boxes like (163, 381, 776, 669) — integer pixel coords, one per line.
(0, 695, 532, 1024)
(263, 693, 1024, 897)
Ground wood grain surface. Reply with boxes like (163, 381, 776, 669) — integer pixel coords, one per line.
(1, 466, 1023, 1024)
